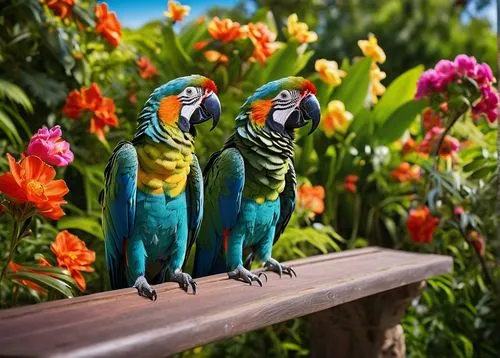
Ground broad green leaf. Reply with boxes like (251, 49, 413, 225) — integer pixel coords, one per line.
(468, 164, 496, 180)
(332, 57, 371, 115)
(0, 79, 33, 111)
(58, 216, 104, 240)
(9, 272, 74, 297)
(373, 65, 424, 125)
(347, 108, 373, 147)
(0, 109, 22, 146)
(161, 25, 194, 76)
(376, 99, 427, 144)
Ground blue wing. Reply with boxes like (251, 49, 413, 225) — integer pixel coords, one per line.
(184, 154, 203, 267)
(193, 147, 245, 277)
(101, 141, 138, 289)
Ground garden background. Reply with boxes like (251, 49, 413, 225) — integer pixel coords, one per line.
(0, 0, 499, 357)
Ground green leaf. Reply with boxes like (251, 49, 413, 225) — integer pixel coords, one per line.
(468, 164, 496, 180)
(0, 109, 22, 146)
(9, 272, 74, 297)
(376, 100, 427, 144)
(57, 216, 104, 240)
(0, 79, 33, 112)
(161, 25, 194, 76)
(332, 57, 371, 115)
(347, 108, 373, 147)
(373, 65, 424, 125)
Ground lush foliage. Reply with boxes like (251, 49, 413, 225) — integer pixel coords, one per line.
(0, 0, 499, 357)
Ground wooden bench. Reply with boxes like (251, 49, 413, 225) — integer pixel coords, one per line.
(0, 247, 452, 358)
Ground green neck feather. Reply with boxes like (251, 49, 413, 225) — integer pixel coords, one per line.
(227, 117, 294, 201)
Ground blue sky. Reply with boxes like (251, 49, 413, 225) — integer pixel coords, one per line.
(105, 0, 239, 28)
(105, 0, 497, 31)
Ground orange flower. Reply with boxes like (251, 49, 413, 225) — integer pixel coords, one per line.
(344, 175, 359, 193)
(136, 56, 159, 79)
(418, 127, 460, 159)
(402, 137, 417, 156)
(95, 3, 121, 47)
(193, 40, 210, 50)
(391, 162, 421, 183)
(62, 83, 119, 140)
(164, 0, 190, 22)
(369, 63, 386, 104)
(51, 230, 95, 292)
(422, 108, 442, 132)
(247, 22, 279, 65)
(407, 206, 439, 243)
(8, 262, 47, 294)
(297, 184, 325, 215)
(0, 154, 69, 220)
(208, 17, 247, 42)
(43, 0, 75, 19)
(204, 50, 229, 64)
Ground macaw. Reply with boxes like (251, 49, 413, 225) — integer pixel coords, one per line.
(193, 76, 320, 285)
(101, 75, 221, 300)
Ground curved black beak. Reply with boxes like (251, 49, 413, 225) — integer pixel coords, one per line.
(284, 94, 321, 135)
(300, 94, 321, 135)
(190, 92, 221, 130)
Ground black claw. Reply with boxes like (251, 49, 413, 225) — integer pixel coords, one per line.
(152, 290, 158, 301)
(258, 272, 268, 282)
(289, 267, 297, 277)
(253, 276, 263, 287)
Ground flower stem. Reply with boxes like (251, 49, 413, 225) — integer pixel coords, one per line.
(0, 220, 20, 285)
(432, 112, 462, 167)
(459, 228, 500, 297)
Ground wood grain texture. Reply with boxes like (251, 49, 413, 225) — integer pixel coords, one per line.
(0, 248, 452, 358)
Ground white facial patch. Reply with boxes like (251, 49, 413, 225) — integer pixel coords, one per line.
(179, 86, 203, 120)
(271, 90, 301, 127)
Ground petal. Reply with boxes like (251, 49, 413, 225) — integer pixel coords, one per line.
(71, 270, 86, 292)
(0, 173, 27, 203)
(6, 153, 22, 185)
(44, 179, 69, 199)
(23, 155, 54, 182)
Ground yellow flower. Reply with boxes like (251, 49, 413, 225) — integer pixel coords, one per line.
(370, 63, 386, 104)
(163, 0, 190, 22)
(315, 59, 347, 87)
(286, 14, 318, 44)
(358, 33, 386, 64)
(322, 100, 353, 137)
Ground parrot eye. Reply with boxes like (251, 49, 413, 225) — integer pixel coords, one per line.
(182, 86, 197, 98)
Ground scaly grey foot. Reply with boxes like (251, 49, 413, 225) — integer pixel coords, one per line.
(228, 264, 264, 286)
(264, 258, 297, 278)
(169, 269, 197, 294)
(133, 275, 157, 301)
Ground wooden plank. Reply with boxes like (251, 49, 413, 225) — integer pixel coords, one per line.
(0, 248, 452, 358)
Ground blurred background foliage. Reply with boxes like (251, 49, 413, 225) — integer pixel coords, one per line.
(0, 0, 499, 357)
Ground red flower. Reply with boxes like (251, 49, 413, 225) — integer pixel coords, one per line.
(297, 184, 325, 215)
(62, 83, 119, 140)
(469, 231, 485, 257)
(95, 3, 121, 47)
(43, 0, 75, 19)
(422, 108, 442, 132)
(418, 127, 460, 159)
(407, 206, 440, 243)
(136, 56, 159, 79)
(51, 231, 95, 292)
(391, 162, 421, 183)
(344, 175, 359, 193)
(0, 154, 69, 220)
(402, 137, 417, 156)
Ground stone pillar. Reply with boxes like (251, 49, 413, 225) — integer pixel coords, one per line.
(309, 282, 424, 358)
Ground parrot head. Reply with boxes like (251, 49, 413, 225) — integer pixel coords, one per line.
(139, 75, 221, 137)
(240, 76, 320, 137)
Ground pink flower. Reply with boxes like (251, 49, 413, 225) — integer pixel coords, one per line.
(435, 60, 456, 86)
(454, 54, 477, 77)
(473, 85, 499, 123)
(26, 125, 74, 167)
(415, 69, 442, 99)
(474, 63, 494, 85)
